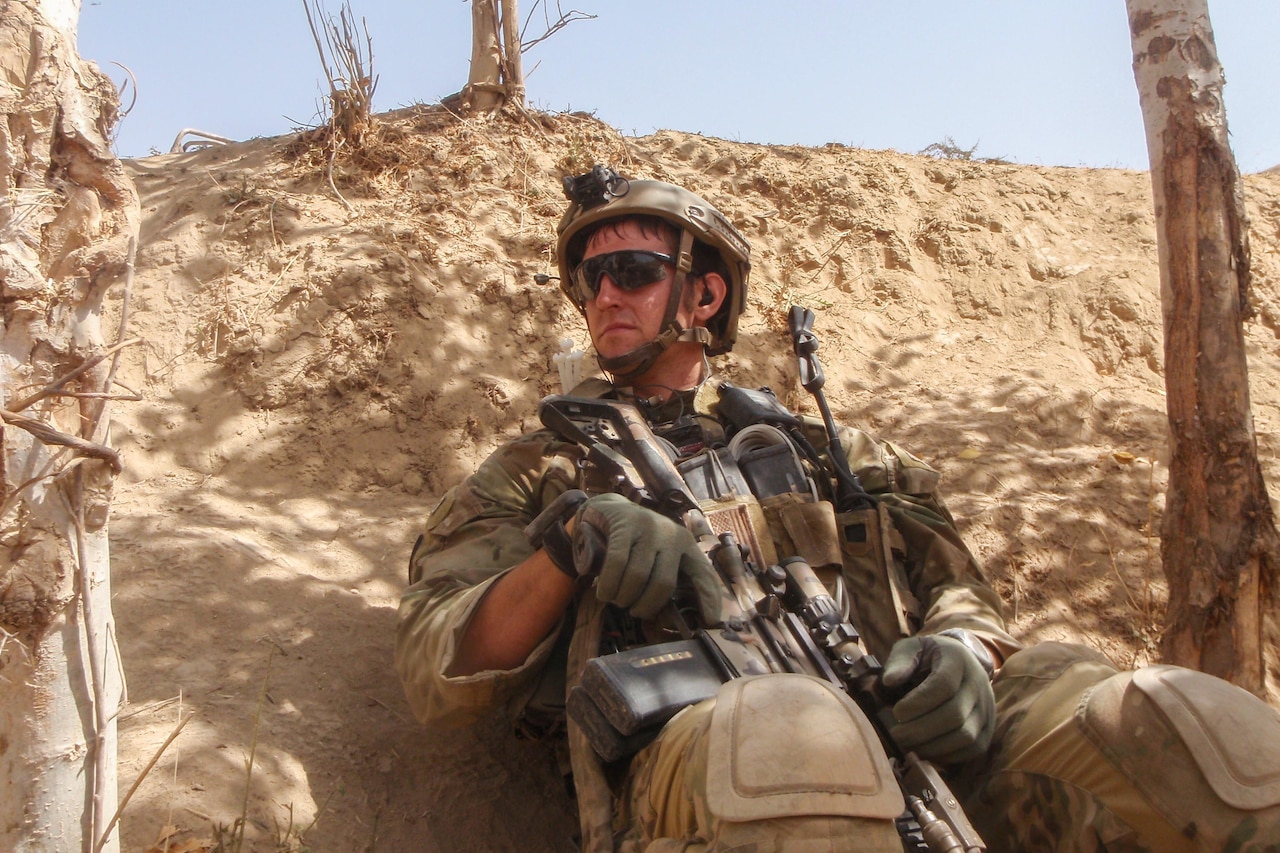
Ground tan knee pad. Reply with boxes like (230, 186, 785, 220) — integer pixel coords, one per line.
(1080, 665, 1280, 847)
(704, 674, 903, 823)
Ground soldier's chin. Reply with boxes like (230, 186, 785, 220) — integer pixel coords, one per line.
(593, 333, 645, 360)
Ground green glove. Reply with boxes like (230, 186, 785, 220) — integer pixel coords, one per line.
(881, 633, 996, 764)
(573, 493, 721, 623)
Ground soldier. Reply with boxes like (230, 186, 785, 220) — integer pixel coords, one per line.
(396, 166, 1280, 852)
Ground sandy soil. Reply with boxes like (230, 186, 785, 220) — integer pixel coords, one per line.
(104, 107, 1280, 852)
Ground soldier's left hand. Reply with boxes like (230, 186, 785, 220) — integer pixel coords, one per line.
(881, 634, 996, 764)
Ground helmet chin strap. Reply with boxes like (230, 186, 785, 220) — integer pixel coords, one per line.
(595, 230, 711, 382)
(596, 324, 712, 380)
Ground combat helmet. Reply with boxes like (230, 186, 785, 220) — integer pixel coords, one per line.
(555, 166, 751, 379)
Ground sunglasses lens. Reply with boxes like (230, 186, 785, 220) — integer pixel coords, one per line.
(574, 251, 673, 298)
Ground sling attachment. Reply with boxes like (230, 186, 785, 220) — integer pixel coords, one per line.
(525, 489, 590, 579)
(565, 586, 618, 853)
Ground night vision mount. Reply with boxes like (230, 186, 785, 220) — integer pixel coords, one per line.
(562, 165, 630, 210)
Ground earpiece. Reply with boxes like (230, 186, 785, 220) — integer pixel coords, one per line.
(699, 287, 715, 306)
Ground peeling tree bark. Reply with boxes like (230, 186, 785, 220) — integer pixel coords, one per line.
(1127, 0, 1280, 699)
(1, 0, 140, 850)
(465, 0, 506, 111)
(463, 0, 525, 113)
(500, 0, 525, 107)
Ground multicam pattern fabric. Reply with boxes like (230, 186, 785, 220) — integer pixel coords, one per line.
(395, 379, 1018, 736)
(968, 771, 1148, 853)
(615, 681, 905, 853)
(957, 642, 1280, 852)
(395, 379, 1280, 851)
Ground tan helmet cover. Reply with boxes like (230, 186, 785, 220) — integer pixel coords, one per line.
(555, 171, 751, 356)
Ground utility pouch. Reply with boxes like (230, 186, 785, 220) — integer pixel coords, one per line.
(837, 502, 921, 661)
(569, 636, 733, 761)
(760, 492, 843, 572)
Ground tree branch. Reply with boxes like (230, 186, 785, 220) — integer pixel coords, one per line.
(0, 408, 123, 473)
(519, 1, 596, 52)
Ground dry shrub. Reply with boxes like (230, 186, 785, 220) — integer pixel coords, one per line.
(303, 0, 378, 149)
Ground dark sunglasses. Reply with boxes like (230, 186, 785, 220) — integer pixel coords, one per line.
(571, 250, 675, 301)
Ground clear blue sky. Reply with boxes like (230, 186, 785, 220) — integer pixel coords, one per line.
(79, 1, 1277, 173)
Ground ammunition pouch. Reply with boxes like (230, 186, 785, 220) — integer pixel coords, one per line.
(568, 636, 732, 762)
(836, 501, 922, 661)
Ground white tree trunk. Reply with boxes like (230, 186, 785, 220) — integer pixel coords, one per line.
(1, 1, 139, 850)
(466, 0, 505, 111)
(462, 0, 526, 112)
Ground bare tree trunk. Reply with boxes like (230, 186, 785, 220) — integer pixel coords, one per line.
(465, 0, 505, 111)
(462, 0, 527, 113)
(500, 0, 525, 107)
(1127, 0, 1280, 699)
(1, 0, 139, 850)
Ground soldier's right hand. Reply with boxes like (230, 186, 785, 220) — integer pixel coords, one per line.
(573, 493, 721, 624)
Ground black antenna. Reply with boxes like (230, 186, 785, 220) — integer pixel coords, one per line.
(788, 306, 873, 511)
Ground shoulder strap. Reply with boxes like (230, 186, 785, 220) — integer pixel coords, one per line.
(566, 587, 617, 852)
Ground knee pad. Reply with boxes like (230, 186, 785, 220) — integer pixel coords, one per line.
(1080, 665, 1280, 847)
(704, 674, 903, 824)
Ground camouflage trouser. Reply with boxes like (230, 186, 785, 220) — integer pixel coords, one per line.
(616, 673, 903, 853)
(954, 642, 1280, 852)
(616, 644, 1280, 852)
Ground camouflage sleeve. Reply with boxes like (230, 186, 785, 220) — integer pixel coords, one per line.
(838, 424, 1023, 662)
(394, 431, 580, 729)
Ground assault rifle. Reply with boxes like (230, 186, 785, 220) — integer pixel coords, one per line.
(540, 311, 986, 852)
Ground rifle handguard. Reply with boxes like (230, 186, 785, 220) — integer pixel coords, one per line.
(524, 489, 590, 578)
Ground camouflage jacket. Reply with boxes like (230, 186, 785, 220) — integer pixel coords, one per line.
(395, 378, 1020, 733)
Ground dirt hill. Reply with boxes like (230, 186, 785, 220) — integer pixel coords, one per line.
(106, 106, 1280, 852)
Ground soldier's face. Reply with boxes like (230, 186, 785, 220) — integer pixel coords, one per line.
(581, 221, 687, 360)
